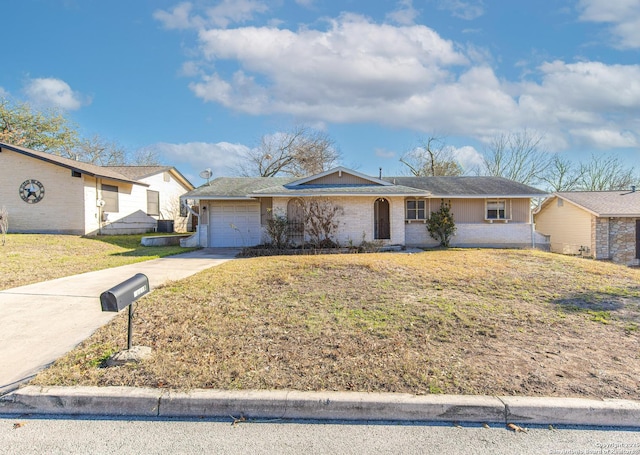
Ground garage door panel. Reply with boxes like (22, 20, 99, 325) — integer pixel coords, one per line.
(210, 201, 261, 247)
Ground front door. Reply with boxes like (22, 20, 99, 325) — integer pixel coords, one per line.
(374, 198, 390, 240)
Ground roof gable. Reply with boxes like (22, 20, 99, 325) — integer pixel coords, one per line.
(287, 167, 392, 187)
(105, 166, 194, 190)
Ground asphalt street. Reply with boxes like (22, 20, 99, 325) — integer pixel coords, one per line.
(2, 417, 640, 455)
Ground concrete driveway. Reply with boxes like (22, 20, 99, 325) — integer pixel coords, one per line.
(0, 249, 239, 395)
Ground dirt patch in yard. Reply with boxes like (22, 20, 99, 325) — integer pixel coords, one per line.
(31, 249, 640, 399)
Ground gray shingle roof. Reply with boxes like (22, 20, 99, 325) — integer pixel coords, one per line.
(252, 182, 427, 196)
(183, 172, 546, 200)
(105, 166, 173, 180)
(106, 165, 195, 190)
(0, 142, 144, 185)
(385, 176, 547, 197)
(185, 177, 295, 199)
(556, 190, 640, 216)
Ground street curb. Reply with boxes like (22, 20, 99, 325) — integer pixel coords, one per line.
(2, 386, 640, 426)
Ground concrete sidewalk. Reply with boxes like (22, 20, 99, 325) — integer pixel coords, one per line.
(0, 249, 239, 395)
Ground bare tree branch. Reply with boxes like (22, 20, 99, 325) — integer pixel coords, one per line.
(238, 125, 340, 177)
(481, 130, 550, 185)
(399, 136, 463, 176)
(578, 154, 638, 191)
(539, 154, 583, 192)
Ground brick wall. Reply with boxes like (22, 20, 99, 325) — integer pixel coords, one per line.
(0, 149, 85, 234)
(593, 217, 609, 260)
(606, 217, 638, 265)
(272, 196, 406, 246)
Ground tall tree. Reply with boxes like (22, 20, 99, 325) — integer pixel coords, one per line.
(238, 125, 341, 177)
(65, 135, 127, 165)
(0, 98, 161, 166)
(480, 130, 550, 186)
(539, 154, 583, 192)
(0, 98, 78, 153)
(400, 136, 463, 176)
(578, 154, 638, 191)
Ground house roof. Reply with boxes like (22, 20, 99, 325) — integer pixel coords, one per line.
(385, 176, 547, 198)
(551, 190, 640, 217)
(0, 142, 145, 186)
(182, 168, 546, 201)
(105, 165, 174, 180)
(185, 177, 296, 200)
(106, 166, 195, 190)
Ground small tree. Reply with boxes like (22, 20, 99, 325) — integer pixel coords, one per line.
(264, 210, 290, 249)
(0, 206, 8, 246)
(427, 200, 456, 247)
(301, 198, 343, 248)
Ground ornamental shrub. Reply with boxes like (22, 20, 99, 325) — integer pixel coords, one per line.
(426, 199, 456, 247)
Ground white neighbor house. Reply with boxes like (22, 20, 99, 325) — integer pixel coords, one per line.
(0, 142, 194, 235)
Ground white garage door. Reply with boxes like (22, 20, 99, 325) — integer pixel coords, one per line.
(209, 201, 262, 247)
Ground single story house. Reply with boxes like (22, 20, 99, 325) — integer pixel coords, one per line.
(180, 167, 547, 249)
(534, 189, 640, 266)
(0, 142, 194, 235)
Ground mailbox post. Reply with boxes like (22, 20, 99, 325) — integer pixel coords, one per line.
(100, 273, 150, 350)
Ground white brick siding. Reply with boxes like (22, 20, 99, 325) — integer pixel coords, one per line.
(0, 150, 86, 234)
(138, 171, 191, 232)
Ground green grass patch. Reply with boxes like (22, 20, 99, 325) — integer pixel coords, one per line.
(0, 233, 198, 290)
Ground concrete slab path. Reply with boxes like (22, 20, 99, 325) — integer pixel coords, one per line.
(0, 248, 239, 395)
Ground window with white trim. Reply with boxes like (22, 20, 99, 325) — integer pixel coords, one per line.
(406, 199, 426, 220)
(486, 199, 507, 220)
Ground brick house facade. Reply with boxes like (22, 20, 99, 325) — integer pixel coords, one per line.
(181, 167, 546, 249)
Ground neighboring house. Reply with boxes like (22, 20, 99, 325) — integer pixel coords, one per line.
(0, 142, 194, 235)
(534, 189, 640, 266)
(180, 167, 546, 249)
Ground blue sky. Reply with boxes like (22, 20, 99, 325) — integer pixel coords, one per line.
(2, 0, 639, 185)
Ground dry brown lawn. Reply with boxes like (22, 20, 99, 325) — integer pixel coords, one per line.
(0, 234, 196, 290)
(32, 249, 640, 399)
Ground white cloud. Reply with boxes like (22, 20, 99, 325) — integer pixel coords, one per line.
(387, 0, 419, 25)
(23, 78, 87, 111)
(578, 0, 640, 48)
(165, 9, 640, 154)
(451, 145, 483, 171)
(192, 14, 468, 120)
(437, 0, 485, 20)
(154, 0, 268, 30)
(146, 141, 249, 181)
(375, 148, 396, 159)
(206, 0, 268, 28)
(569, 128, 638, 149)
(154, 2, 202, 30)
(516, 60, 640, 148)
(0, 87, 8, 97)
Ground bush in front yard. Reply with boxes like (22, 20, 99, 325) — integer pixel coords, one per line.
(427, 199, 456, 247)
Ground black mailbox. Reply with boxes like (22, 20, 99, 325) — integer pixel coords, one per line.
(100, 273, 150, 312)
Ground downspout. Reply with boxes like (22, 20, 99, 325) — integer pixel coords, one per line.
(96, 178, 102, 236)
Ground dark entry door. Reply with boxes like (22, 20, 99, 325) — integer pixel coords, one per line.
(374, 198, 390, 240)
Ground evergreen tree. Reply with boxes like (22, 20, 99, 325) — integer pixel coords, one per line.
(426, 200, 456, 247)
